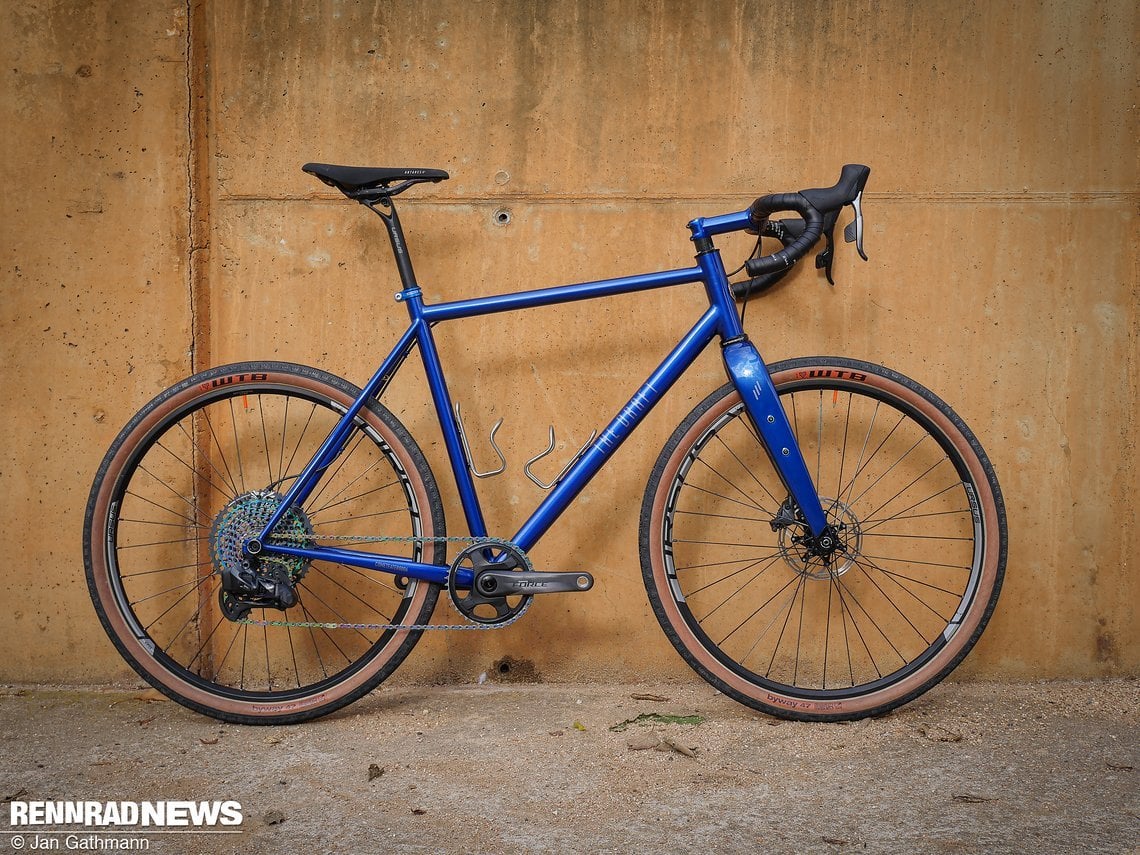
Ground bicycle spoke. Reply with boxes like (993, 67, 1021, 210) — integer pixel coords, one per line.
(830, 573, 884, 681)
(330, 560, 407, 597)
(186, 604, 231, 672)
(840, 399, 881, 508)
(308, 477, 401, 518)
(134, 465, 202, 518)
(132, 570, 214, 607)
(227, 397, 246, 494)
(839, 411, 906, 505)
(684, 556, 777, 599)
(673, 508, 771, 524)
(313, 507, 407, 527)
(859, 481, 968, 531)
(835, 391, 853, 505)
(295, 580, 378, 646)
(672, 550, 783, 573)
(858, 454, 953, 524)
(307, 565, 397, 622)
(120, 560, 213, 579)
(861, 507, 972, 529)
(815, 390, 823, 489)
(713, 431, 782, 511)
(276, 396, 290, 491)
(286, 623, 301, 689)
(282, 402, 319, 480)
(307, 431, 371, 509)
(848, 559, 933, 646)
(682, 482, 770, 515)
(848, 433, 931, 508)
(709, 567, 799, 644)
(200, 405, 241, 499)
(171, 420, 238, 501)
(258, 396, 275, 487)
(692, 455, 776, 516)
(262, 620, 272, 691)
(859, 552, 973, 572)
(119, 533, 210, 551)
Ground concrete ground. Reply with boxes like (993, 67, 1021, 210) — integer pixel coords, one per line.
(0, 679, 1136, 854)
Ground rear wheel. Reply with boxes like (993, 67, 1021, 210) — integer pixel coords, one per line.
(640, 357, 1006, 720)
(84, 362, 445, 724)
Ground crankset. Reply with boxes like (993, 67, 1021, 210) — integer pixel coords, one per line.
(447, 541, 593, 625)
(473, 569, 594, 596)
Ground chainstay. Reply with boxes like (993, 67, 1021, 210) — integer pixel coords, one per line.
(239, 535, 532, 632)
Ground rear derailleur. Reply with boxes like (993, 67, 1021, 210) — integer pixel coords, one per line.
(218, 557, 299, 621)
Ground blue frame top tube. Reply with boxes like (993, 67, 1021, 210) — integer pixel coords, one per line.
(418, 266, 704, 323)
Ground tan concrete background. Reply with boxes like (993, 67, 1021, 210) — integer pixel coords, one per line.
(0, 0, 1135, 685)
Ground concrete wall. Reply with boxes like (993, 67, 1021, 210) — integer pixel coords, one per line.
(1, 0, 1135, 684)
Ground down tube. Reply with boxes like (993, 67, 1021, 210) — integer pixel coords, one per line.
(512, 307, 722, 551)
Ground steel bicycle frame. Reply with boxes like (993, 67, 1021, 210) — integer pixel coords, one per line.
(254, 203, 829, 587)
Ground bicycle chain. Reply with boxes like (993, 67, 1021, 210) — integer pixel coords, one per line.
(239, 535, 532, 632)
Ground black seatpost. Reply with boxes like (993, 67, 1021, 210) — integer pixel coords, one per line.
(362, 195, 418, 290)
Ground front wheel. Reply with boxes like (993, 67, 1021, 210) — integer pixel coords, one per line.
(84, 362, 446, 724)
(640, 357, 1006, 721)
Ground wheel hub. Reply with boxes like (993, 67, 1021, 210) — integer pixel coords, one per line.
(776, 496, 863, 580)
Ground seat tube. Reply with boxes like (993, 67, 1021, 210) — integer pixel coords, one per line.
(409, 310, 490, 538)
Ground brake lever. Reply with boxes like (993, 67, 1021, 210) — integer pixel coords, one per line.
(843, 190, 868, 261)
(815, 210, 839, 285)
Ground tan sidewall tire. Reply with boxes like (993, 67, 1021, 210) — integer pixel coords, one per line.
(643, 360, 1004, 720)
(85, 364, 442, 722)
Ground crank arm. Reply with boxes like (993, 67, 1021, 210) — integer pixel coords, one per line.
(475, 570, 594, 596)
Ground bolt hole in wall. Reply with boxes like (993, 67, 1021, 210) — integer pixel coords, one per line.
(490, 656, 540, 683)
(493, 207, 512, 226)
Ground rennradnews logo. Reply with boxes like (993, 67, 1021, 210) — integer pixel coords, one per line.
(8, 801, 243, 828)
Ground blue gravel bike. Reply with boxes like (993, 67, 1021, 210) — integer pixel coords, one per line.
(84, 163, 1007, 724)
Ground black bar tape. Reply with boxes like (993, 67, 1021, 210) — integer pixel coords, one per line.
(730, 268, 793, 300)
(745, 192, 823, 277)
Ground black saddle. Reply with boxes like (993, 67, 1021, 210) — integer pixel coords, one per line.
(302, 163, 448, 198)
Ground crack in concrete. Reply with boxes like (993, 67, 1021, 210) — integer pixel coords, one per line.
(186, 0, 210, 375)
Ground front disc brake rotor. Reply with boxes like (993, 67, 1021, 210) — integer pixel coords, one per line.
(777, 496, 863, 580)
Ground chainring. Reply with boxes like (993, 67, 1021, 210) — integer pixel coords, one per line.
(447, 541, 533, 625)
